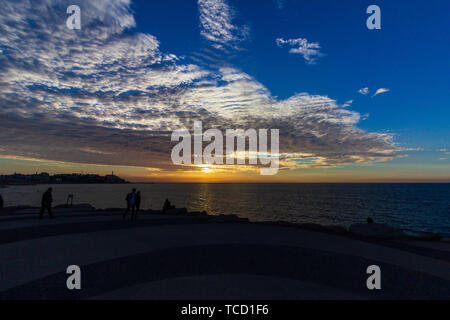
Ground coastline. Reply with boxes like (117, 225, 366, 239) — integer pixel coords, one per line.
(1, 203, 448, 242)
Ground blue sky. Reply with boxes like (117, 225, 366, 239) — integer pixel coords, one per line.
(136, 0, 450, 138)
(0, 0, 448, 181)
(138, 0, 450, 173)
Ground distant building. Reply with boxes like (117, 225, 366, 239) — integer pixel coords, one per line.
(105, 174, 126, 183)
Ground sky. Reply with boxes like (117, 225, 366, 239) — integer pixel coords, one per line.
(0, 0, 449, 182)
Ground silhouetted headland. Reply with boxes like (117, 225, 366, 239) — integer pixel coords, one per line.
(0, 172, 128, 185)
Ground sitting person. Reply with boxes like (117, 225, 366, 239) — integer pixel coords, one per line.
(162, 198, 175, 213)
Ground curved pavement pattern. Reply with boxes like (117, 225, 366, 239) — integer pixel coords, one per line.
(0, 208, 449, 300)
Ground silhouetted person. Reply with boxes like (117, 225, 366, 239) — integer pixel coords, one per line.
(162, 198, 175, 213)
(40, 188, 53, 219)
(66, 194, 74, 207)
(0, 194, 3, 210)
(132, 191, 141, 220)
(123, 188, 136, 219)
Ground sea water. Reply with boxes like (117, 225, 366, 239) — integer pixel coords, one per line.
(1, 183, 449, 237)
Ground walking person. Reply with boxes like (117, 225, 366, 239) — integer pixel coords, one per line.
(123, 188, 136, 219)
(40, 187, 54, 219)
(132, 191, 141, 220)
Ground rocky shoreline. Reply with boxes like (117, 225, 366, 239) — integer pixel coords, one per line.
(0, 203, 447, 242)
(0, 202, 449, 299)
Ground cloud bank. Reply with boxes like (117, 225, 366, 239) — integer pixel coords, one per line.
(0, 0, 401, 174)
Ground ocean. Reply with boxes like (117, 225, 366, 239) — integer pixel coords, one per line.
(1, 183, 449, 237)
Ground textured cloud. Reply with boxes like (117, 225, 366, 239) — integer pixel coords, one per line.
(373, 88, 390, 97)
(275, 0, 286, 10)
(358, 87, 369, 95)
(276, 37, 324, 64)
(0, 0, 401, 174)
(198, 0, 249, 49)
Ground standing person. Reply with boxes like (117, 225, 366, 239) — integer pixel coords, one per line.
(123, 188, 136, 219)
(40, 187, 54, 219)
(0, 193, 3, 210)
(133, 191, 141, 220)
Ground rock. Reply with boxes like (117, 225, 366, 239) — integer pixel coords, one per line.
(97, 208, 124, 212)
(165, 207, 188, 215)
(0, 205, 36, 214)
(188, 211, 208, 217)
(326, 225, 349, 235)
(417, 233, 442, 241)
(53, 203, 95, 211)
(145, 209, 163, 215)
(349, 223, 405, 239)
(258, 220, 293, 227)
(298, 223, 329, 232)
(210, 214, 249, 223)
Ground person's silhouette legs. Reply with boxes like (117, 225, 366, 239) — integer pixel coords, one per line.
(131, 205, 136, 220)
(40, 205, 53, 219)
(123, 205, 130, 219)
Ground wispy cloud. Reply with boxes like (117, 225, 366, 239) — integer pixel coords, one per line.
(198, 0, 249, 49)
(274, 0, 286, 10)
(358, 87, 370, 95)
(372, 88, 390, 97)
(276, 37, 324, 64)
(403, 147, 424, 151)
